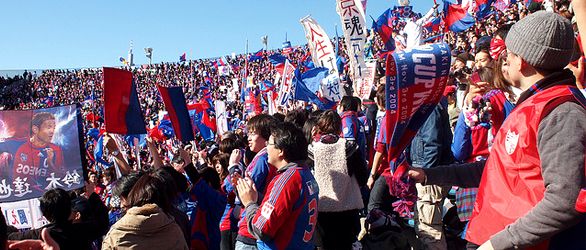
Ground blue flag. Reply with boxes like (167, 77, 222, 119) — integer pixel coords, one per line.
(292, 67, 336, 110)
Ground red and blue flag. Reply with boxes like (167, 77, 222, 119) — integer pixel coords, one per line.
(157, 86, 195, 142)
(102, 67, 147, 135)
(476, 0, 495, 19)
(249, 49, 264, 61)
(443, 0, 476, 32)
(179, 53, 186, 62)
(372, 8, 397, 51)
(423, 16, 443, 33)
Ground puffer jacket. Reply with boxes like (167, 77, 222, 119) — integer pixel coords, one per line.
(102, 203, 188, 250)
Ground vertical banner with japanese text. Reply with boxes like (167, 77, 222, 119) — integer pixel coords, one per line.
(336, 0, 369, 82)
(300, 16, 339, 76)
(353, 59, 377, 100)
(0, 105, 85, 202)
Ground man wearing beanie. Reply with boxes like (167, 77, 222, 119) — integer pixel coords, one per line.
(408, 11, 586, 250)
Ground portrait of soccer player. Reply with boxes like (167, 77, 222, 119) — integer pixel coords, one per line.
(12, 112, 64, 188)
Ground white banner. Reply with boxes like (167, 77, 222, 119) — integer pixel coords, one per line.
(300, 16, 339, 76)
(336, 0, 369, 82)
(215, 100, 229, 136)
(353, 60, 377, 100)
(1, 198, 48, 229)
(277, 60, 296, 106)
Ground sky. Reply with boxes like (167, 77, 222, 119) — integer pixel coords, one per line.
(0, 0, 433, 70)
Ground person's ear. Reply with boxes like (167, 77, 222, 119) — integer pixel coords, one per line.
(31, 126, 39, 134)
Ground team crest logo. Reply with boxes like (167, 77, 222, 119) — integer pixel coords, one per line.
(505, 129, 519, 155)
(20, 153, 27, 162)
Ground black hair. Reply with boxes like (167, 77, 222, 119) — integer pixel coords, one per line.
(272, 113, 286, 123)
(39, 188, 72, 224)
(247, 114, 278, 140)
(219, 137, 240, 154)
(284, 108, 309, 129)
(198, 167, 222, 190)
(112, 172, 144, 198)
(157, 166, 188, 195)
(339, 96, 358, 112)
(271, 122, 308, 162)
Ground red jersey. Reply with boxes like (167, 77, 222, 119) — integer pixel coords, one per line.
(12, 141, 64, 191)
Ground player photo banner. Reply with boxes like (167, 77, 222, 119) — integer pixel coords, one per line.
(0, 105, 85, 202)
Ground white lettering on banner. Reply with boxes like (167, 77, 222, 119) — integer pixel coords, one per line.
(15, 164, 48, 177)
(0, 179, 13, 199)
(12, 177, 32, 198)
(300, 16, 338, 75)
(321, 74, 342, 102)
(61, 170, 81, 188)
(336, 0, 369, 82)
(45, 173, 63, 190)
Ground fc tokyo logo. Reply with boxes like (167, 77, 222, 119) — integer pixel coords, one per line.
(20, 153, 27, 162)
(505, 129, 519, 155)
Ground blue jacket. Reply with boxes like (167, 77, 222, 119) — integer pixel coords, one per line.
(408, 102, 454, 169)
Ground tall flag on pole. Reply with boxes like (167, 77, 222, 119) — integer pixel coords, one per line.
(102, 67, 146, 135)
(300, 16, 339, 76)
(276, 60, 296, 106)
(443, 0, 476, 32)
(336, 0, 369, 82)
(157, 86, 194, 142)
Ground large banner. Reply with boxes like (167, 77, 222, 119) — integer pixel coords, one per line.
(300, 16, 339, 76)
(384, 43, 451, 217)
(0, 105, 85, 202)
(336, 0, 369, 81)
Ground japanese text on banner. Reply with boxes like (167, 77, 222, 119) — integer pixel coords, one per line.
(300, 16, 339, 76)
(336, 0, 369, 82)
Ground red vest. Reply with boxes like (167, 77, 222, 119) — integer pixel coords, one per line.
(466, 85, 584, 248)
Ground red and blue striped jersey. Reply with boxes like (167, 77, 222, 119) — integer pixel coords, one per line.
(249, 163, 319, 250)
(237, 148, 277, 243)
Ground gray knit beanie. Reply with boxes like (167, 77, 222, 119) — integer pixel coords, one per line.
(505, 11, 575, 70)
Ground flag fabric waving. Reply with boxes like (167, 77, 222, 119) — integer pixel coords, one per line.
(372, 8, 397, 51)
(102, 67, 147, 135)
(476, 0, 495, 19)
(249, 49, 264, 61)
(157, 86, 195, 142)
(292, 67, 337, 110)
(384, 43, 451, 217)
(179, 53, 186, 62)
(444, 0, 476, 32)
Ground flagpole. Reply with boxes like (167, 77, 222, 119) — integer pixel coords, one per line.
(243, 39, 248, 119)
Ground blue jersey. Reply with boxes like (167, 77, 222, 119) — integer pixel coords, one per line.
(340, 111, 367, 159)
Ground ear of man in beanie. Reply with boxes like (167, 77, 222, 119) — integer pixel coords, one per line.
(505, 11, 575, 70)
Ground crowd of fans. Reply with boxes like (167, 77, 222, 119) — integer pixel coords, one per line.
(0, 0, 585, 249)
